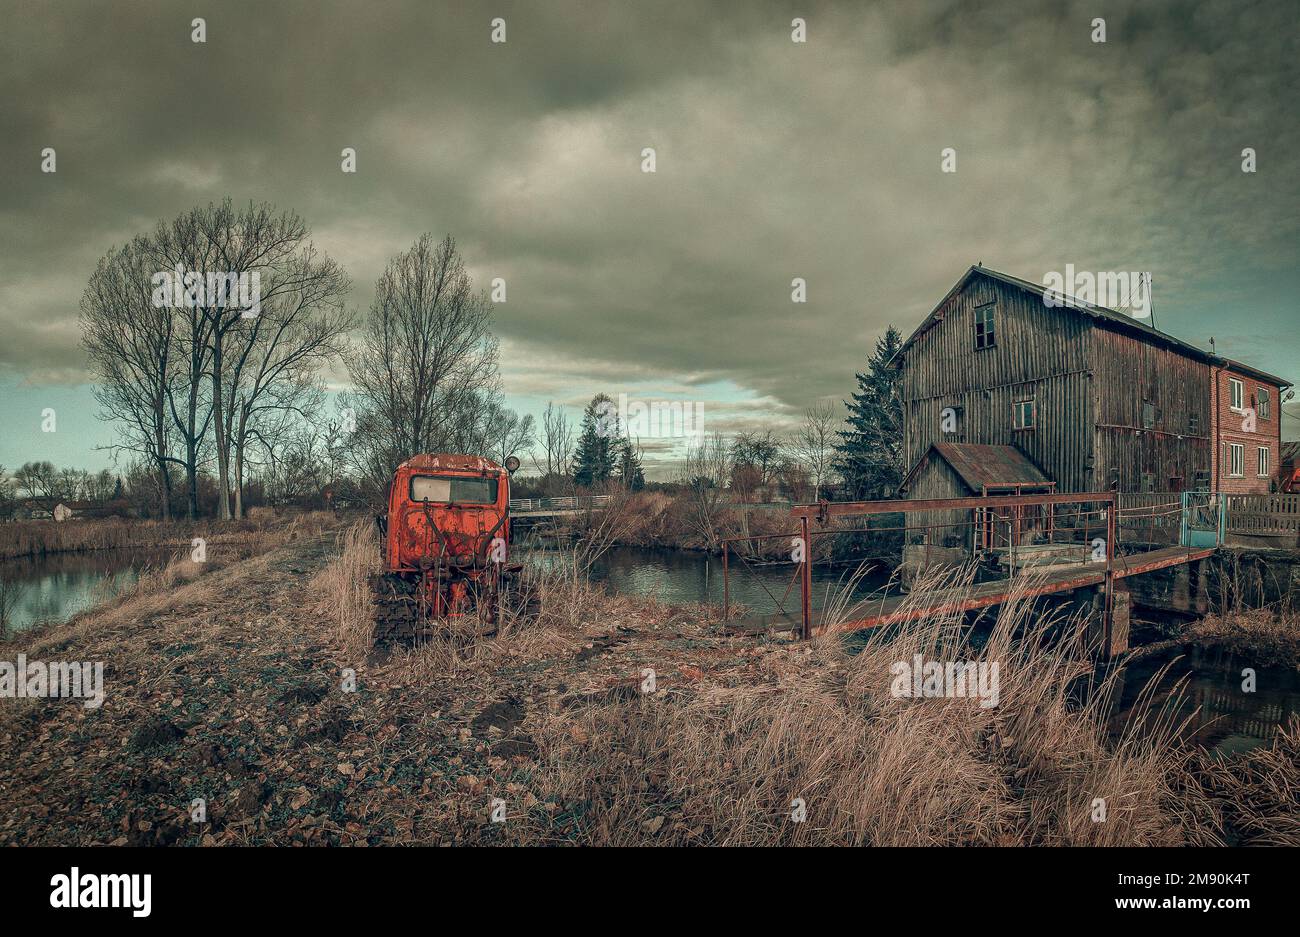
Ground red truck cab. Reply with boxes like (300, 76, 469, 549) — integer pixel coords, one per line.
(382, 453, 513, 573)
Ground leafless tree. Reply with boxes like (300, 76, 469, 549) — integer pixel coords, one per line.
(678, 431, 732, 549)
(81, 236, 179, 518)
(532, 401, 575, 479)
(344, 234, 500, 493)
(480, 397, 535, 465)
(791, 400, 839, 500)
(223, 242, 352, 516)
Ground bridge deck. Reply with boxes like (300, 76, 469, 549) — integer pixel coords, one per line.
(726, 545, 1215, 638)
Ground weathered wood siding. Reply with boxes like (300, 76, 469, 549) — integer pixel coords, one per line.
(900, 269, 1215, 496)
(1090, 328, 1211, 492)
(903, 452, 974, 550)
(900, 274, 1093, 492)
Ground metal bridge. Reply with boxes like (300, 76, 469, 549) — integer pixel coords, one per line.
(508, 494, 611, 518)
(722, 491, 1224, 655)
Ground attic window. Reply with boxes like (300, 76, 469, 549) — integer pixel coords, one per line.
(974, 302, 996, 349)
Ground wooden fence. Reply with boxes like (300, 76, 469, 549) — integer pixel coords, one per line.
(1224, 494, 1300, 537)
(1116, 492, 1300, 546)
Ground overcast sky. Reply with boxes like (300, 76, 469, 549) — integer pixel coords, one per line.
(1, 0, 1297, 476)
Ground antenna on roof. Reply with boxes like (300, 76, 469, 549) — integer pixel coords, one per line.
(1209, 336, 1216, 354)
(1144, 272, 1156, 331)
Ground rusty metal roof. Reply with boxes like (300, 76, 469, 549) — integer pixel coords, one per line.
(913, 443, 1054, 492)
(396, 453, 504, 473)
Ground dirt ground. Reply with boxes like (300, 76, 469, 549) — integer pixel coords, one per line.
(4, 529, 1297, 846)
(0, 530, 789, 845)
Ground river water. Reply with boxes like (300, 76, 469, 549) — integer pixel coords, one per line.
(0, 548, 176, 635)
(4, 543, 1295, 752)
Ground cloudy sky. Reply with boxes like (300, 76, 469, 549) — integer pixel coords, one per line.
(2, 0, 1297, 477)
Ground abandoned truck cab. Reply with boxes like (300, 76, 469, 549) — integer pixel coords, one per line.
(372, 453, 521, 641)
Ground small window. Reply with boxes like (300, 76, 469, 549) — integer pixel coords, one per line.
(1227, 443, 1245, 477)
(1142, 472, 1155, 492)
(1188, 413, 1199, 434)
(1141, 401, 1155, 430)
(1013, 396, 1036, 430)
(1229, 378, 1244, 411)
(1193, 470, 1210, 490)
(1168, 475, 1184, 493)
(974, 303, 996, 349)
(1258, 387, 1271, 420)
(1258, 447, 1270, 477)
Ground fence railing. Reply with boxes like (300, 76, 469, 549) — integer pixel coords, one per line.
(508, 495, 611, 513)
(1224, 493, 1300, 536)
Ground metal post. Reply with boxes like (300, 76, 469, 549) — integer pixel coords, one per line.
(800, 515, 812, 640)
(1103, 495, 1116, 654)
(722, 542, 729, 620)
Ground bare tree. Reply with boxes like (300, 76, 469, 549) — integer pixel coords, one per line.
(791, 400, 839, 500)
(480, 397, 535, 465)
(532, 401, 575, 479)
(223, 242, 352, 516)
(678, 431, 732, 549)
(81, 236, 180, 518)
(344, 234, 500, 493)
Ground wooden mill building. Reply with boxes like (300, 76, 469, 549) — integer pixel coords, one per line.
(892, 265, 1290, 549)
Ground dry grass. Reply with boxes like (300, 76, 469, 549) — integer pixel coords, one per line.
(301, 543, 1243, 845)
(313, 520, 380, 660)
(1189, 717, 1300, 845)
(486, 569, 1217, 846)
(0, 511, 340, 562)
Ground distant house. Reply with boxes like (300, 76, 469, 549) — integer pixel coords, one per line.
(892, 265, 1292, 499)
(16, 498, 102, 521)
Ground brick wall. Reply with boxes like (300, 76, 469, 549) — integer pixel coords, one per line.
(1210, 366, 1282, 494)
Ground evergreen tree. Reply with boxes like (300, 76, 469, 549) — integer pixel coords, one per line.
(617, 435, 646, 491)
(572, 393, 618, 487)
(833, 325, 904, 499)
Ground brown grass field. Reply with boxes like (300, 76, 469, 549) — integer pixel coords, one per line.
(0, 516, 1296, 846)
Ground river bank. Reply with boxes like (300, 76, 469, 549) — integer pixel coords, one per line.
(0, 511, 339, 563)
(3, 525, 1297, 845)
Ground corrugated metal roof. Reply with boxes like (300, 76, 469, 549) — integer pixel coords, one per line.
(928, 442, 1053, 491)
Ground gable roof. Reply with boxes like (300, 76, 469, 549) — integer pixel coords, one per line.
(901, 442, 1054, 494)
(890, 265, 1292, 388)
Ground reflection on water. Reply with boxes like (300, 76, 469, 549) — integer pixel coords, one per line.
(0, 549, 177, 634)
(528, 547, 1299, 753)
(1110, 644, 1300, 754)
(524, 544, 894, 612)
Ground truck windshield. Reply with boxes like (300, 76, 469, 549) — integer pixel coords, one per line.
(410, 475, 499, 505)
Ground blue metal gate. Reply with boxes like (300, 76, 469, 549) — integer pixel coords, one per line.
(1180, 491, 1224, 547)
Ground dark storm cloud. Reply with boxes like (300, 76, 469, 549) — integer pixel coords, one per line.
(2, 0, 1297, 438)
